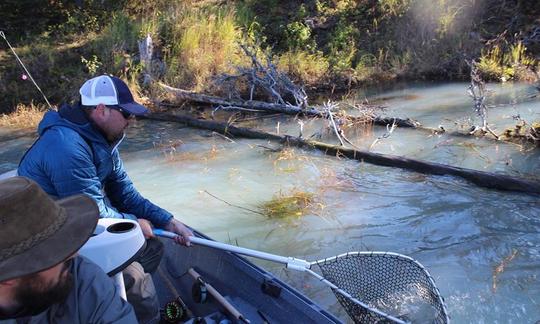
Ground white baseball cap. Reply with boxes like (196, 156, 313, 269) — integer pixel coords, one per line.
(79, 75, 148, 116)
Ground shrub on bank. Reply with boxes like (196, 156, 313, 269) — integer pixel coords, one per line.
(477, 42, 538, 82)
(277, 50, 329, 86)
(1, 0, 538, 114)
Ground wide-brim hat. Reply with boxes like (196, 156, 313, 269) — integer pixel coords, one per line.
(79, 75, 149, 116)
(0, 177, 99, 282)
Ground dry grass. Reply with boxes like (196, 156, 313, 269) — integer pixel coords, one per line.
(157, 142, 222, 163)
(0, 103, 47, 129)
(272, 147, 310, 173)
(164, 4, 244, 91)
(492, 249, 518, 293)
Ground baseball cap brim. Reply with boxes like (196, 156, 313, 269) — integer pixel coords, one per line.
(118, 102, 149, 116)
(0, 194, 99, 282)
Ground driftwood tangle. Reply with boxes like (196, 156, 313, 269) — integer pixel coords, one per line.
(159, 81, 540, 147)
(144, 112, 540, 195)
(158, 82, 420, 128)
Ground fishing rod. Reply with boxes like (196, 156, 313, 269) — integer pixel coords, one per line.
(0, 30, 54, 110)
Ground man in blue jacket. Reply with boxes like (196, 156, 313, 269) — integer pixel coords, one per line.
(18, 75, 193, 323)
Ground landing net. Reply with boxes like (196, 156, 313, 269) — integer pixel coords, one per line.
(315, 252, 448, 323)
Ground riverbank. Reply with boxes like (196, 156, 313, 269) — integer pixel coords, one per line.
(1, 1, 539, 116)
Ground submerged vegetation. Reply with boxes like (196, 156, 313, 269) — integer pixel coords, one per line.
(272, 148, 310, 173)
(258, 189, 316, 219)
(0, 0, 539, 116)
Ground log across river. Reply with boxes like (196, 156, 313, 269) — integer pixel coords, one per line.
(144, 113, 540, 195)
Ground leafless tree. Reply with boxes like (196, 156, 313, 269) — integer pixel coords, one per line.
(214, 44, 308, 109)
(466, 60, 499, 139)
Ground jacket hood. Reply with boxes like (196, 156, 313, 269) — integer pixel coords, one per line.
(38, 104, 108, 145)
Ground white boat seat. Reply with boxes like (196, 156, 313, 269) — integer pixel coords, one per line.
(79, 218, 146, 300)
(80, 218, 146, 275)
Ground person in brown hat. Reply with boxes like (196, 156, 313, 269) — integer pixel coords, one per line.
(0, 177, 137, 323)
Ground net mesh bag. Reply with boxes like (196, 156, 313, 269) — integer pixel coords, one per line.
(316, 252, 448, 324)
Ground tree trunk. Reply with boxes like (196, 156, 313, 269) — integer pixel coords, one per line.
(144, 112, 540, 195)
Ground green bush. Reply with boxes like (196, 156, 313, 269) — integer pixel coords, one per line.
(327, 20, 358, 71)
(477, 42, 537, 81)
(285, 21, 313, 50)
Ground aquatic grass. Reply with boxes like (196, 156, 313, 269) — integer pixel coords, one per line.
(259, 189, 315, 219)
(153, 139, 184, 162)
(316, 167, 355, 193)
(0, 102, 46, 129)
(206, 144, 220, 160)
(453, 142, 492, 165)
(492, 249, 518, 293)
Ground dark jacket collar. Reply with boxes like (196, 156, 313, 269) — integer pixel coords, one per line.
(58, 102, 90, 125)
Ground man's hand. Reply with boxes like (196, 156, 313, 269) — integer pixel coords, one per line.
(164, 219, 194, 246)
(138, 218, 155, 239)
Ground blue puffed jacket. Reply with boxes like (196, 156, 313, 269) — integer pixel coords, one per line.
(18, 104, 173, 228)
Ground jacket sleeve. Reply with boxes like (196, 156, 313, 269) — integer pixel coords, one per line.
(74, 256, 138, 324)
(41, 132, 136, 221)
(104, 150, 173, 228)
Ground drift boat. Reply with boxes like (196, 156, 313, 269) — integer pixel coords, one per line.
(85, 218, 448, 324)
(152, 231, 342, 323)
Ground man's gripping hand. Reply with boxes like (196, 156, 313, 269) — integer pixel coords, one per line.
(138, 218, 155, 239)
(164, 219, 194, 246)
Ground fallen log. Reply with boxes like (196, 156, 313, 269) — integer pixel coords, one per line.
(158, 82, 420, 128)
(143, 112, 540, 195)
(158, 82, 540, 147)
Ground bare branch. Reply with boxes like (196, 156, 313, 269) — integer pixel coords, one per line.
(466, 60, 499, 140)
(369, 120, 397, 151)
(213, 43, 308, 109)
(322, 101, 345, 146)
(203, 190, 264, 216)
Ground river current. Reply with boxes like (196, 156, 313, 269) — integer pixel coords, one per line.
(1, 82, 539, 323)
